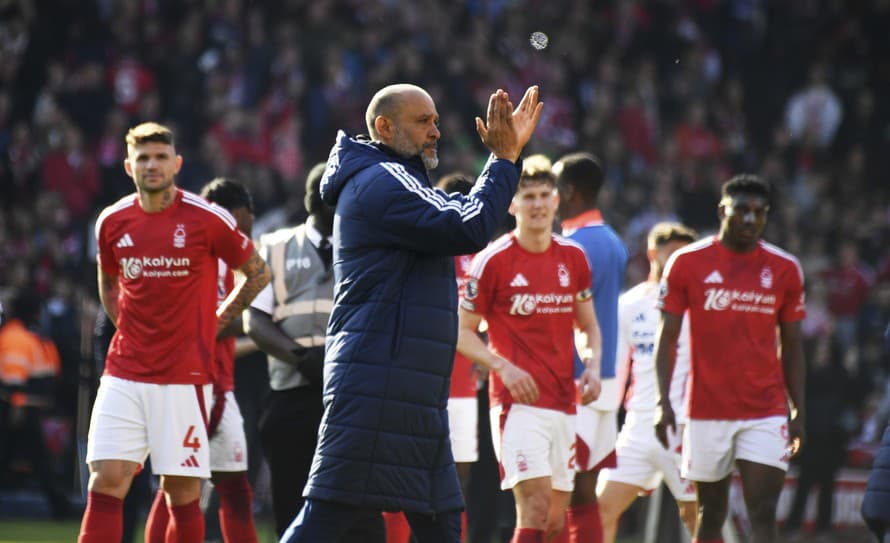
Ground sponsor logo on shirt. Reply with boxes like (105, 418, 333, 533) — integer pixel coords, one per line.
(704, 270, 724, 284)
(557, 263, 570, 287)
(465, 278, 479, 300)
(703, 288, 776, 314)
(760, 266, 773, 289)
(116, 233, 135, 248)
(173, 224, 186, 248)
(120, 255, 191, 280)
(509, 292, 574, 316)
(509, 273, 529, 287)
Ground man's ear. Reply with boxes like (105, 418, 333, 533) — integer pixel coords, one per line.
(374, 116, 393, 140)
(508, 199, 517, 217)
(123, 158, 133, 178)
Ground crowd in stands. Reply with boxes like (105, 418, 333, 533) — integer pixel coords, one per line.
(2, 0, 890, 528)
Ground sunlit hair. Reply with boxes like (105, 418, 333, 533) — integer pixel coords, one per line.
(125, 122, 174, 147)
(518, 154, 555, 189)
(553, 152, 604, 203)
(721, 173, 771, 203)
(647, 222, 698, 250)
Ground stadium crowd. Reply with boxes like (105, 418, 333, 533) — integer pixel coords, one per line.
(1, 0, 890, 539)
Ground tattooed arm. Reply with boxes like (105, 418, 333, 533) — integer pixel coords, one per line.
(217, 249, 271, 336)
(97, 264, 121, 325)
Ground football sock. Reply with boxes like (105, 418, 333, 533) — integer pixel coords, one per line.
(511, 527, 544, 543)
(216, 474, 259, 543)
(568, 502, 603, 543)
(145, 489, 169, 543)
(384, 511, 411, 543)
(167, 498, 204, 542)
(78, 491, 123, 543)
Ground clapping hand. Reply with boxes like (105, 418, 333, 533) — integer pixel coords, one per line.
(476, 86, 544, 163)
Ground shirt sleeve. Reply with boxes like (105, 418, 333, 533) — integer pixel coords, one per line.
(461, 252, 496, 316)
(96, 220, 120, 276)
(363, 157, 520, 256)
(574, 248, 593, 300)
(658, 253, 689, 315)
(207, 204, 254, 269)
(779, 261, 807, 323)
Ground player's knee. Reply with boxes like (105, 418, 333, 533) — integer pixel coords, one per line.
(161, 475, 202, 505)
(518, 493, 550, 529)
(546, 512, 566, 539)
(747, 496, 778, 526)
(88, 462, 135, 497)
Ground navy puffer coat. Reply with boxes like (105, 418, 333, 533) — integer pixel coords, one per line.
(863, 422, 890, 536)
(304, 131, 519, 513)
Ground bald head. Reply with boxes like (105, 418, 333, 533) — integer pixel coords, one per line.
(365, 84, 433, 139)
(365, 83, 441, 170)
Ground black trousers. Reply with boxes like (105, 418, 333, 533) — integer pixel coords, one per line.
(258, 386, 384, 542)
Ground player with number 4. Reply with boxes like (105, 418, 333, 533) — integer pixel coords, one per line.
(79, 123, 270, 543)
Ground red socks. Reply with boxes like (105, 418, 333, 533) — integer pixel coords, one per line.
(384, 512, 412, 543)
(145, 489, 169, 543)
(78, 491, 123, 543)
(216, 474, 258, 543)
(168, 499, 204, 542)
(511, 527, 544, 543)
(567, 502, 603, 543)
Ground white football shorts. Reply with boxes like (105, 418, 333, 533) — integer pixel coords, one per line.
(209, 391, 249, 472)
(682, 415, 791, 482)
(87, 375, 212, 478)
(490, 404, 576, 492)
(574, 403, 618, 472)
(448, 397, 479, 463)
(600, 411, 695, 501)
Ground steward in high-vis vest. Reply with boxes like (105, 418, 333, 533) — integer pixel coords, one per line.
(244, 163, 384, 541)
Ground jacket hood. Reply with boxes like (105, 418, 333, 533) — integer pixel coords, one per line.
(320, 130, 428, 206)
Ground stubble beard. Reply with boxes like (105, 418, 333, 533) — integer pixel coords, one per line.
(392, 128, 438, 170)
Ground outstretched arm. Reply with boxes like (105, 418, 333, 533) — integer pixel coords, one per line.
(217, 250, 270, 336)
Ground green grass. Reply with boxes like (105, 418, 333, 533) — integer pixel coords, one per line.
(0, 519, 280, 542)
(0, 519, 644, 542)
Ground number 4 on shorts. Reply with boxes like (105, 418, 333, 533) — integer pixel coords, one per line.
(182, 425, 201, 452)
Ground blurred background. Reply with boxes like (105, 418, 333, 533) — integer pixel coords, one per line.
(0, 0, 889, 541)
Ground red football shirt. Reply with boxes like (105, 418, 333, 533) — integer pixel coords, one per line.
(96, 189, 254, 384)
(461, 233, 592, 414)
(450, 254, 477, 399)
(214, 259, 236, 391)
(658, 236, 806, 420)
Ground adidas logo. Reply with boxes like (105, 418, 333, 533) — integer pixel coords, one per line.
(509, 273, 529, 287)
(180, 455, 200, 468)
(116, 233, 135, 248)
(704, 270, 723, 284)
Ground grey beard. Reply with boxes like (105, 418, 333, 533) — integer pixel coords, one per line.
(421, 152, 439, 170)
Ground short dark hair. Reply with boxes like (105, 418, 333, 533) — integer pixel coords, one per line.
(647, 222, 698, 249)
(125, 122, 174, 147)
(200, 177, 253, 213)
(721, 174, 771, 203)
(436, 172, 474, 196)
(554, 152, 604, 203)
(304, 162, 328, 214)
